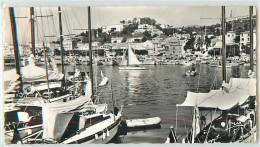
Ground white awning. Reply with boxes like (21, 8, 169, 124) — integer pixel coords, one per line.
(3, 65, 63, 83)
(42, 80, 94, 140)
(177, 78, 256, 110)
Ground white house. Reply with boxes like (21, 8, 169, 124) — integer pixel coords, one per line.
(226, 31, 236, 44)
(102, 24, 124, 33)
(240, 31, 256, 51)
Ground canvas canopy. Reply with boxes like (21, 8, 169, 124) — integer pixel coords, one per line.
(177, 78, 256, 110)
(3, 64, 63, 83)
(42, 79, 94, 140)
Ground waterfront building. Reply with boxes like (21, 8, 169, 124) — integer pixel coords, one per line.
(151, 37, 165, 55)
(162, 37, 186, 59)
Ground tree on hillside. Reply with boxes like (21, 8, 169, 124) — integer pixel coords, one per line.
(205, 36, 211, 47)
(162, 28, 175, 36)
(140, 17, 156, 25)
(142, 31, 152, 39)
(184, 37, 195, 51)
(122, 23, 138, 35)
(155, 24, 162, 30)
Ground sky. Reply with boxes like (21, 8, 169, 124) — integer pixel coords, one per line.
(2, 6, 255, 44)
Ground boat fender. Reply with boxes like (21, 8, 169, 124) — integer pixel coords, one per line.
(103, 131, 107, 139)
(95, 134, 98, 140)
(165, 137, 170, 143)
(27, 129, 32, 135)
(107, 130, 110, 137)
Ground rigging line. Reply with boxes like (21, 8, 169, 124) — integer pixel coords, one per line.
(71, 7, 84, 30)
(45, 8, 52, 42)
(39, 8, 47, 41)
(35, 12, 44, 44)
(48, 8, 59, 38)
(35, 20, 43, 46)
(20, 19, 30, 49)
(62, 8, 73, 40)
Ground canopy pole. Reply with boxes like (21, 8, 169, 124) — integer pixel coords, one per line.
(43, 42, 51, 103)
(175, 106, 178, 136)
(127, 45, 130, 66)
(204, 108, 217, 142)
(111, 81, 115, 121)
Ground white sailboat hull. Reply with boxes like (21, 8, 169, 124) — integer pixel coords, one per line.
(62, 113, 121, 144)
(119, 66, 145, 70)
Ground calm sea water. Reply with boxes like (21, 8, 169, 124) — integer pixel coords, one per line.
(61, 64, 251, 143)
(3, 63, 252, 143)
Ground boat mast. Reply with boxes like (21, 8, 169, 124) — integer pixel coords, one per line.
(88, 6, 95, 101)
(249, 6, 254, 71)
(30, 7, 35, 57)
(221, 6, 226, 82)
(9, 7, 23, 91)
(127, 45, 130, 66)
(58, 6, 66, 87)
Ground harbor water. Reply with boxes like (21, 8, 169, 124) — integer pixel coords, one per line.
(58, 64, 251, 143)
(3, 63, 252, 143)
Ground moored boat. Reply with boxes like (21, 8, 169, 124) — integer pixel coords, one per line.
(119, 45, 145, 70)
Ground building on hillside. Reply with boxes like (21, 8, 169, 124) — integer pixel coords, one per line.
(172, 33, 190, 40)
(3, 43, 14, 56)
(240, 31, 257, 51)
(63, 40, 73, 51)
(111, 37, 124, 44)
(102, 24, 124, 33)
(126, 37, 144, 43)
(92, 42, 102, 47)
(226, 31, 236, 44)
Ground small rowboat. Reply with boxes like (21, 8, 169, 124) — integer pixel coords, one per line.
(126, 117, 161, 128)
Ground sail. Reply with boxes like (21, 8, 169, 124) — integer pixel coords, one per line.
(128, 45, 141, 65)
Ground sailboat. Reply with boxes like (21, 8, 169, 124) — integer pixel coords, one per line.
(165, 6, 257, 144)
(60, 7, 122, 144)
(98, 71, 109, 87)
(119, 45, 145, 70)
(4, 7, 97, 144)
(4, 7, 122, 144)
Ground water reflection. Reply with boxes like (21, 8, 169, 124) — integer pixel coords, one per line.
(120, 70, 143, 96)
